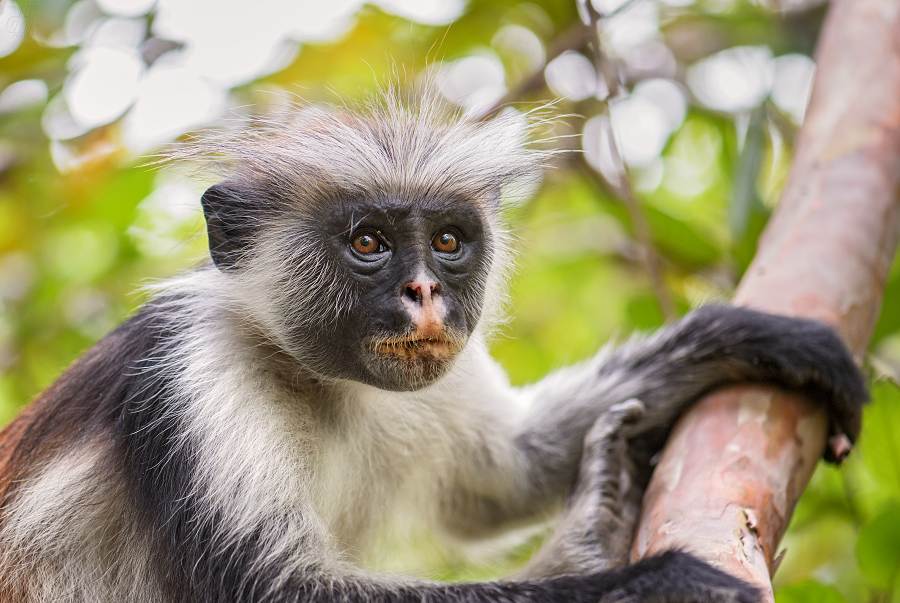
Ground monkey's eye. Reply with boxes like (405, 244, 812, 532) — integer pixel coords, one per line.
(351, 232, 387, 255)
(432, 231, 460, 253)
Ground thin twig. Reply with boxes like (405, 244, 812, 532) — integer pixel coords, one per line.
(583, 1, 620, 98)
(575, 153, 676, 320)
(582, 2, 676, 320)
(475, 22, 592, 121)
(476, 1, 676, 320)
(602, 0, 645, 20)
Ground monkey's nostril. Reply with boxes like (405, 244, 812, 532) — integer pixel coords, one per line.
(404, 285, 422, 304)
(404, 278, 442, 306)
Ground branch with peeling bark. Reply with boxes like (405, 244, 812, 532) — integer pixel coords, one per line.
(630, 0, 900, 600)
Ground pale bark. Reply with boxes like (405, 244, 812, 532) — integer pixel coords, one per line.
(630, 0, 900, 599)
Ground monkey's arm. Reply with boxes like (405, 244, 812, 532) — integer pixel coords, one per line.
(440, 306, 866, 547)
(160, 531, 760, 603)
(136, 476, 759, 603)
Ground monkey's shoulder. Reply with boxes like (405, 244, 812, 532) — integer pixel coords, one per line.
(0, 299, 186, 484)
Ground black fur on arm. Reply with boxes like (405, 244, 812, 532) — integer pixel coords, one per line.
(646, 305, 867, 442)
(602, 305, 867, 443)
(317, 551, 761, 603)
(506, 305, 867, 523)
(133, 496, 763, 603)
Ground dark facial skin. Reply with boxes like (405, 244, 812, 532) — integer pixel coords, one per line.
(291, 194, 493, 391)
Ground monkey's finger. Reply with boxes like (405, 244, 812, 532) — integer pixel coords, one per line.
(609, 398, 645, 424)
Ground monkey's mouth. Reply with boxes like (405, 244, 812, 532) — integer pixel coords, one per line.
(364, 329, 468, 390)
(370, 334, 461, 359)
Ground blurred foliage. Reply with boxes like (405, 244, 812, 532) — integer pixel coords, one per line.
(1, 0, 900, 600)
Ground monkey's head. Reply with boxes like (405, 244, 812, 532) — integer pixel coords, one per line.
(188, 90, 546, 391)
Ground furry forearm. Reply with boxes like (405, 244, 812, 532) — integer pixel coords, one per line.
(154, 543, 757, 603)
(510, 305, 866, 516)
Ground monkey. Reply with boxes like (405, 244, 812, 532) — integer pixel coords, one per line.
(0, 89, 866, 603)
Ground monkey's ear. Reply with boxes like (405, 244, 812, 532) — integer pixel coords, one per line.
(201, 182, 256, 271)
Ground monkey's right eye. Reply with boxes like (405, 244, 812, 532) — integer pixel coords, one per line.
(351, 233, 386, 255)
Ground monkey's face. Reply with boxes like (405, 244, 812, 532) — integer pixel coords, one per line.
(196, 101, 539, 392)
(287, 195, 494, 391)
(201, 181, 497, 391)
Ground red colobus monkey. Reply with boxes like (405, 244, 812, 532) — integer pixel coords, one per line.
(0, 91, 865, 603)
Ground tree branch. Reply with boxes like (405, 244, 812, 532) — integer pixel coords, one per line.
(631, 0, 900, 599)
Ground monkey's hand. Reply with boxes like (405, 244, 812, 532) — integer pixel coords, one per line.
(667, 305, 868, 461)
(521, 400, 647, 578)
(583, 305, 870, 465)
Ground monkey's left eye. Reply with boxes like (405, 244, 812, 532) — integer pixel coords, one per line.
(351, 233, 387, 255)
(432, 231, 460, 253)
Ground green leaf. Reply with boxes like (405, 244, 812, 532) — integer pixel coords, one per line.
(775, 581, 849, 603)
(859, 379, 900, 498)
(643, 204, 723, 268)
(729, 105, 767, 240)
(856, 503, 900, 590)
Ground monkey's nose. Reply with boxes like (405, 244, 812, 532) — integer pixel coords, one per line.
(403, 278, 442, 307)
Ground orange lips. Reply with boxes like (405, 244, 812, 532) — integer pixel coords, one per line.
(372, 334, 459, 359)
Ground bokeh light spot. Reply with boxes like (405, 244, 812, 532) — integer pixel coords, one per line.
(64, 47, 143, 128)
